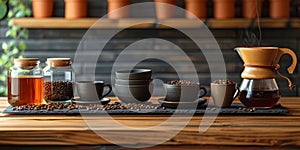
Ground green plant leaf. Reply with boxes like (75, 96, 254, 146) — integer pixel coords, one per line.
(5, 29, 17, 38)
(0, 74, 6, 82)
(12, 26, 20, 31)
(0, 56, 7, 65)
(2, 42, 8, 50)
(19, 40, 26, 51)
(0, 86, 6, 95)
(9, 0, 18, 6)
(1, 54, 8, 62)
(25, 8, 31, 16)
(8, 40, 15, 47)
(5, 50, 12, 57)
(12, 47, 18, 54)
(19, 3, 25, 9)
(7, 10, 13, 18)
(19, 29, 28, 39)
(2, 69, 8, 76)
(5, 30, 11, 37)
(0, 0, 30, 96)
(0, 2, 8, 20)
(15, 10, 25, 18)
(7, 19, 13, 27)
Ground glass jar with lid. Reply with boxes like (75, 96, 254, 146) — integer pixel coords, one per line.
(8, 58, 44, 106)
(43, 58, 75, 103)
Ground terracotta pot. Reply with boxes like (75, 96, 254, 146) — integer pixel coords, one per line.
(242, 0, 262, 19)
(269, 0, 290, 18)
(155, 0, 176, 19)
(64, 0, 87, 19)
(107, 0, 130, 19)
(32, 0, 53, 18)
(213, 0, 235, 19)
(185, 0, 207, 19)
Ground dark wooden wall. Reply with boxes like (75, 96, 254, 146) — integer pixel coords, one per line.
(1, 0, 300, 96)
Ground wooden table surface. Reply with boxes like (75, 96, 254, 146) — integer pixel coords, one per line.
(0, 97, 300, 149)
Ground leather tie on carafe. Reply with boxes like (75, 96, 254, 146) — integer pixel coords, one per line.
(275, 64, 295, 90)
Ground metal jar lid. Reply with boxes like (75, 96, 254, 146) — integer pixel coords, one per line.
(46, 58, 71, 67)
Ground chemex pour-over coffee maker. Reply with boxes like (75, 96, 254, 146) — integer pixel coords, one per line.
(235, 47, 297, 108)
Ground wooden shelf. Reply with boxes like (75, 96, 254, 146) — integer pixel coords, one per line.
(12, 17, 300, 29)
(12, 18, 157, 29)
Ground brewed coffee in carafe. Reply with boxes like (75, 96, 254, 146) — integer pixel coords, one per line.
(235, 47, 297, 108)
(239, 79, 280, 108)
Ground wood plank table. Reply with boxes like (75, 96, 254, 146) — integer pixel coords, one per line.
(0, 97, 299, 149)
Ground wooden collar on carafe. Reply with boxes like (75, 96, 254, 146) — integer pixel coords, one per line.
(47, 58, 71, 67)
(243, 64, 280, 70)
(14, 58, 39, 67)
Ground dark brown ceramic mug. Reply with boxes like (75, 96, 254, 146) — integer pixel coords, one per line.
(163, 84, 207, 102)
(210, 83, 239, 107)
(76, 81, 112, 101)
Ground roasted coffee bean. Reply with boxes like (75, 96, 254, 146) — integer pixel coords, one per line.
(212, 80, 236, 85)
(11, 101, 160, 112)
(44, 81, 74, 101)
(165, 80, 199, 86)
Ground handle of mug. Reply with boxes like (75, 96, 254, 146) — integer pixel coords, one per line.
(99, 84, 112, 100)
(279, 48, 297, 74)
(233, 85, 240, 100)
(198, 86, 207, 98)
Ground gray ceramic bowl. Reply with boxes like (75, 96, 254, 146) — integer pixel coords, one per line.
(114, 84, 152, 103)
(115, 69, 152, 80)
(115, 79, 152, 85)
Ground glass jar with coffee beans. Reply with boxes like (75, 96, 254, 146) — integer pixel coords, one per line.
(43, 58, 75, 104)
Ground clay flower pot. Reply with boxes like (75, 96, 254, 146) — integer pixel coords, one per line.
(155, 0, 177, 19)
(32, 0, 54, 18)
(242, 0, 262, 19)
(213, 0, 235, 19)
(185, 0, 207, 19)
(107, 0, 130, 19)
(64, 0, 87, 19)
(269, 0, 290, 18)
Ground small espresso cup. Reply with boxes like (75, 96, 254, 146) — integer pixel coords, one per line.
(76, 81, 112, 101)
(163, 84, 207, 102)
(210, 83, 239, 107)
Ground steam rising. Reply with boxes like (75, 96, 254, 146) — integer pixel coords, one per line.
(241, 0, 262, 46)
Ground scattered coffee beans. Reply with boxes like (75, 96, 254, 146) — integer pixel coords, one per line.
(11, 101, 160, 112)
(12, 102, 77, 111)
(239, 107, 256, 112)
(44, 81, 74, 102)
(123, 103, 159, 110)
(212, 80, 236, 85)
(165, 80, 199, 86)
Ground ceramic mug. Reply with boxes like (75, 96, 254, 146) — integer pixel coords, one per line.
(76, 81, 112, 101)
(163, 84, 207, 102)
(210, 83, 239, 107)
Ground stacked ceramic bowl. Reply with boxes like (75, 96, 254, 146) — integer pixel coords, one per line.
(114, 69, 152, 103)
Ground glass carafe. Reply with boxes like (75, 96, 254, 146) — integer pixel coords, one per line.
(239, 79, 280, 108)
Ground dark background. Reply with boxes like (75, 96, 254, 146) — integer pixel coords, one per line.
(1, 0, 300, 96)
